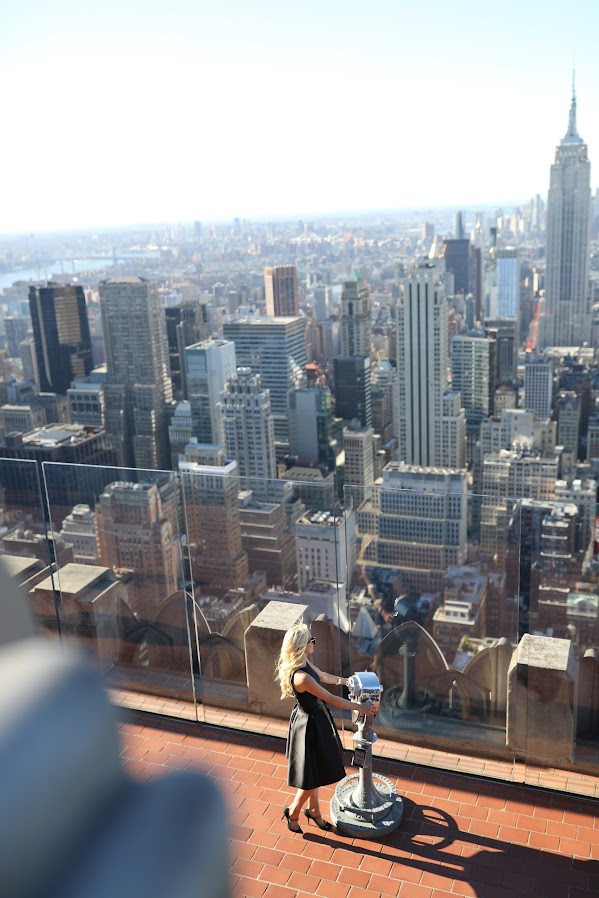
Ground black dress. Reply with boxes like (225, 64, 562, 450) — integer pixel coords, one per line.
(286, 664, 346, 789)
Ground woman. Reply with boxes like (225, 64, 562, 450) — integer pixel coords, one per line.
(275, 623, 376, 833)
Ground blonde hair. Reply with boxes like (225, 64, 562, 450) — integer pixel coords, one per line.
(275, 623, 310, 699)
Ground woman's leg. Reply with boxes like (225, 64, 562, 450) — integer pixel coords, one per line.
(306, 788, 328, 821)
(288, 787, 314, 819)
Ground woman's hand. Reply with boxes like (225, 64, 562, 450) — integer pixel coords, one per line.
(360, 700, 378, 717)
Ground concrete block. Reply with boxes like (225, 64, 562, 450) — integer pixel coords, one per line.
(507, 634, 577, 762)
(245, 601, 308, 713)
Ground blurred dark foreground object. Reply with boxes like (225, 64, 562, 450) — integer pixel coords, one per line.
(0, 558, 230, 898)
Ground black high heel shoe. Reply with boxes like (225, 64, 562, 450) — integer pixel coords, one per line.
(282, 807, 303, 833)
(303, 809, 333, 830)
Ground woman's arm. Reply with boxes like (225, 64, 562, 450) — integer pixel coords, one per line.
(294, 670, 375, 715)
(308, 661, 348, 688)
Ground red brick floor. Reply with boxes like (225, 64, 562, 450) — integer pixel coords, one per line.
(118, 709, 599, 898)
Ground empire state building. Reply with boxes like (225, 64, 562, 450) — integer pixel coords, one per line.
(538, 85, 592, 350)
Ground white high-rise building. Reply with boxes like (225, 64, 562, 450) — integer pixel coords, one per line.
(343, 424, 375, 500)
(396, 263, 465, 467)
(538, 85, 592, 349)
(100, 277, 173, 470)
(185, 339, 237, 446)
(295, 508, 357, 592)
(313, 286, 333, 324)
(221, 367, 276, 484)
(340, 277, 371, 357)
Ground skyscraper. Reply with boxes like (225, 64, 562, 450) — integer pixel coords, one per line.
(451, 330, 497, 458)
(333, 356, 372, 427)
(495, 248, 520, 319)
(340, 277, 371, 357)
(220, 367, 277, 483)
(538, 84, 592, 349)
(396, 263, 465, 467)
(28, 284, 92, 395)
(524, 356, 553, 420)
(100, 277, 173, 470)
(185, 339, 237, 445)
(264, 265, 299, 317)
(222, 317, 306, 457)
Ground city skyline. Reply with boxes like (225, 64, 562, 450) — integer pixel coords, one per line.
(3, 0, 599, 232)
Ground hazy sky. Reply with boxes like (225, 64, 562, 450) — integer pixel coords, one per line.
(3, 0, 599, 233)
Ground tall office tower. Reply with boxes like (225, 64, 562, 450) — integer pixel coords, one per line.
(165, 303, 210, 399)
(524, 356, 553, 419)
(340, 277, 371, 357)
(556, 390, 581, 471)
(18, 330, 39, 385)
(441, 239, 471, 295)
(5, 315, 29, 358)
(100, 277, 173, 470)
(357, 462, 468, 594)
(288, 387, 339, 469)
(28, 284, 92, 395)
(484, 319, 517, 385)
(333, 356, 372, 427)
(168, 400, 193, 469)
(343, 423, 375, 502)
(313, 286, 333, 323)
(95, 480, 180, 617)
(185, 339, 236, 446)
(396, 263, 465, 467)
(264, 265, 299, 317)
(538, 85, 592, 349)
(442, 239, 482, 320)
(223, 317, 306, 457)
(451, 330, 497, 458)
(495, 248, 520, 319)
(220, 367, 276, 483)
(179, 441, 249, 593)
(454, 210, 465, 239)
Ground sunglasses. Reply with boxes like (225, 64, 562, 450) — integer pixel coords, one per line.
(308, 637, 316, 644)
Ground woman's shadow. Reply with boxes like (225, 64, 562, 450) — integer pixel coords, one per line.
(304, 798, 598, 898)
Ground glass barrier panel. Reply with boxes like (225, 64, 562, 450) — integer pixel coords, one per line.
(179, 467, 347, 731)
(42, 461, 197, 719)
(0, 457, 57, 633)
(344, 478, 521, 767)
(522, 485, 599, 788)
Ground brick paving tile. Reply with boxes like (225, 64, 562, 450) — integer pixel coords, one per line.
(337, 866, 371, 889)
(366, 872, 401, 895)
(315, 881, 350, 898)
(258, 864, 292, 887)
(237, 876, 268, 897)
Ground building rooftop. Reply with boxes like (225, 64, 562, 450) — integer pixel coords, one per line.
(117, 706, 599, 898)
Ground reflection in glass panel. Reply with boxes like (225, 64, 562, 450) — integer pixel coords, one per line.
(0, 458, 55, 633)
(179, 459, 347, 719)
(42, 462, 195, 710)
(345, 474, 521, 750)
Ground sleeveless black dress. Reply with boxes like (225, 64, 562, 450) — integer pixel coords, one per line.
(286, 664, 346, 789)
